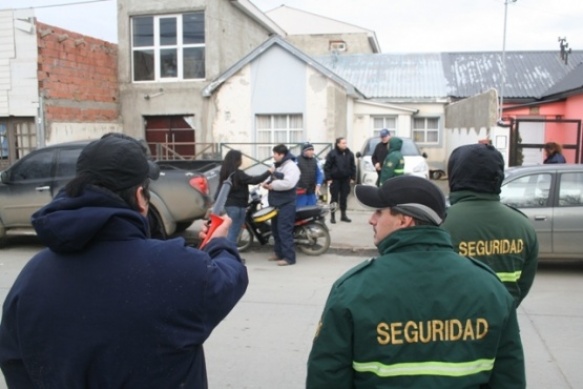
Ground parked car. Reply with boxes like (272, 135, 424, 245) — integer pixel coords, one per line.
(499, 164, 583, 260)
(355, 137, 430, 185)
(0, 140, 221, 246)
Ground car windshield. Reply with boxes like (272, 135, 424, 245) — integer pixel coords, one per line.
(364, 138, 421, 156)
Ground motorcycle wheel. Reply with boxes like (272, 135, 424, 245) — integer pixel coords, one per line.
(298, 222, 331, 256)
(237, 225, 253, 252)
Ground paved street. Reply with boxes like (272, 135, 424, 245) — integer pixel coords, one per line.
(0, 232, 582, 388)
(0, 180, 579, 388)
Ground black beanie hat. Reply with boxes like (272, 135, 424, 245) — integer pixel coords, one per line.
(302, 142, 314, 152)
(447, 144, 505, 194)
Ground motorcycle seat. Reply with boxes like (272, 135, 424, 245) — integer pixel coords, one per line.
(295, 205, 321, 220)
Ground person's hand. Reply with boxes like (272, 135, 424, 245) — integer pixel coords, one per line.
(374, 162, 381, 171)
(198, 214, 232, 242)
(262, 182, 272, 190)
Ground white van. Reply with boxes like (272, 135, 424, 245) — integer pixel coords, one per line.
(355, 137, 430, 185)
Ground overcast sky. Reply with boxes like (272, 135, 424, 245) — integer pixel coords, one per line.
(11, 0, 583, 53)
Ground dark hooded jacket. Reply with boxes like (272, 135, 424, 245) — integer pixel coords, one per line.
(441, 144, 538, 306)
(379, 137, 405, 184)
(324, 146, 356, 181)
(0, 185, 248, 388)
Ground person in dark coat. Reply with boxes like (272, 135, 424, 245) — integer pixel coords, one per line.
(324, 137, 356, 223)
(371, 128, 391, 186)
(296, 142, 323, 207)
(0, 136, 248, 389)
(218, 149, 273, 243)
(543, 142, 567, 164)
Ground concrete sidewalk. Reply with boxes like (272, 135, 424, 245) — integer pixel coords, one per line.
(326, 178, 449, 254)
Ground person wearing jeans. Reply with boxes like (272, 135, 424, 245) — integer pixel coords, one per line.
(217, 149, 273, 243)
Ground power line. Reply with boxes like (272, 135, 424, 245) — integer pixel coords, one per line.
(15, 0, 113, 10)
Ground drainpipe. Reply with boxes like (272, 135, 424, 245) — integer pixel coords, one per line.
(37, 94, 46, 148)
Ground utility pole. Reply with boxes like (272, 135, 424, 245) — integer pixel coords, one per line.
(498, 0, 517, 126)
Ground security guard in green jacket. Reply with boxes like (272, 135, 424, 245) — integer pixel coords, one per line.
(307, 176, 524, 389)
(379, 137, 405, 185)
(442, 143, 539, 306)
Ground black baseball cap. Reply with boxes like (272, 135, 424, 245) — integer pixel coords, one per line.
(76, 136, 160, 191)
(355, 176, 446, 225)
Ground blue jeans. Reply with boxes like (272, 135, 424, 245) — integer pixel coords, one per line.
(225, 206, 247, 244)
(296, 193, 318, 207)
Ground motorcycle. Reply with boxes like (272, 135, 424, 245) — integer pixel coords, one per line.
(237, 187, 335, 255)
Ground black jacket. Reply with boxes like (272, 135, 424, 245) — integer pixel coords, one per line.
(324, 147, 356, 181)
(371, 140, 389, 168)
(224, 169, 271, 208)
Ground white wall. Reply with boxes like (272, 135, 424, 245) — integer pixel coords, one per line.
(0, 10, 38, 117)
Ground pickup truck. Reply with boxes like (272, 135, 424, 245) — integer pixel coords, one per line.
(0, 140, 221, 246)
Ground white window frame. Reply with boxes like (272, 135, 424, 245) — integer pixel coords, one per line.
(131, 13, 205, 83)
(413, 117, 440, 145)
(255, 114, 304, 160)
(372, 116, 397, 137)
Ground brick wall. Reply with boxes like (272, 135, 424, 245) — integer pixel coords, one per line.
(36, 22, 120, 132)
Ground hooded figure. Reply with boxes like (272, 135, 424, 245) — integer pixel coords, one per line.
(441, 143, 539, 306)
(379, 137, 405, 185)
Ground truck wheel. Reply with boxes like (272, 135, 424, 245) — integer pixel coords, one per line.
(237, 225, 253, 252)
(0, 224, 7, 248)
(148, 208, 168, 240)
(430, 170, 445, 180)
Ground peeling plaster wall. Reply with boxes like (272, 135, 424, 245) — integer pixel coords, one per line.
(209, 64, 255, 159)
(305, 67, 338, 145)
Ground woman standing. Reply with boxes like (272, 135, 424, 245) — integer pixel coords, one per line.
(543, 142, 567, 164)
(218, 150, 273, 243)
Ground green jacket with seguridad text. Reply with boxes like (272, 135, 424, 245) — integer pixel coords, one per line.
(441, 190, 539, 306)
(306, 226, 524, 389)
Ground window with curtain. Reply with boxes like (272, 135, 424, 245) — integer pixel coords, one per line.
(412, 117, 439, 144)
(372, 116, 396, 137)
(132, 12, 205, 82)
(255, 114, 303, 160)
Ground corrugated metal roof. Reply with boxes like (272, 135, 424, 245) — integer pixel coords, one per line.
(444, 51, 583, 99)
(316, 53, 448, 101)
(316, 51, 583, 102)
(542, 62, 583, 97)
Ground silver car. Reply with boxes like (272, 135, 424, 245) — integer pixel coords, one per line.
(500, 164, 583, 260)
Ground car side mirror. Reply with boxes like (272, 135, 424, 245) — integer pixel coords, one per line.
(422, 152, 428, 159)
(355, 152, 362, 158)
